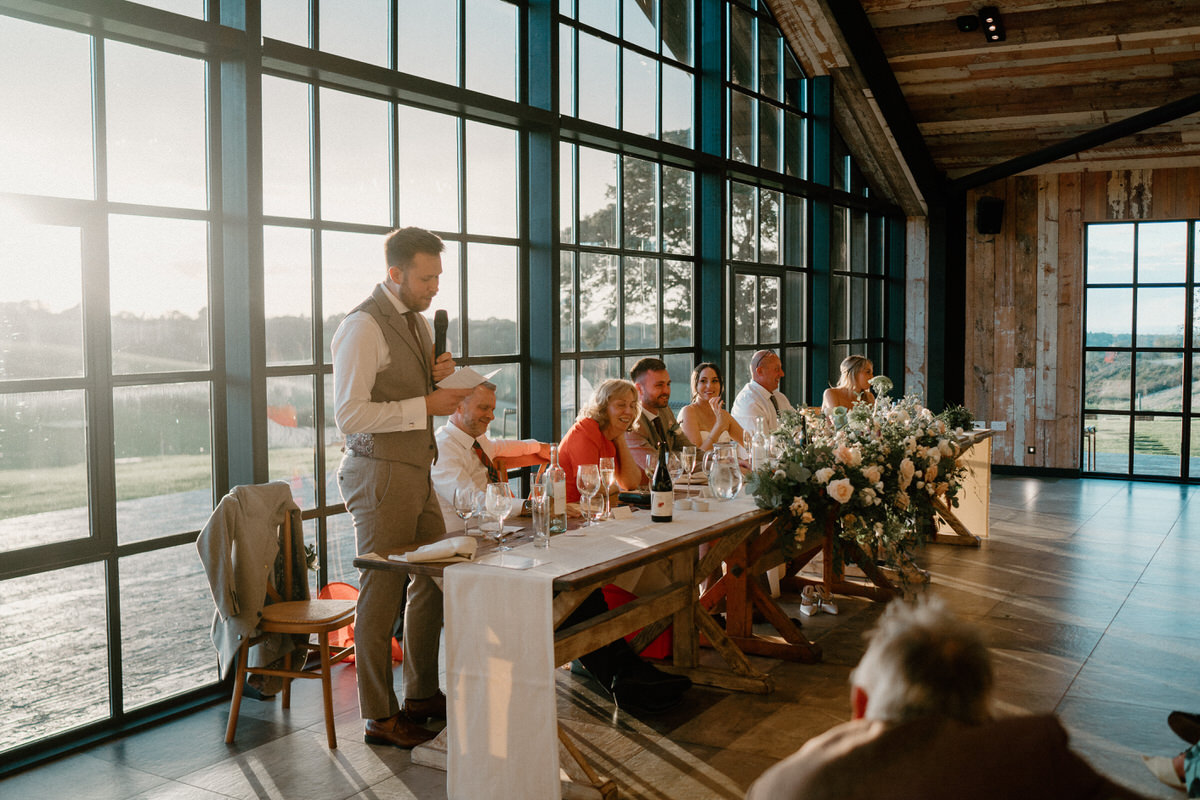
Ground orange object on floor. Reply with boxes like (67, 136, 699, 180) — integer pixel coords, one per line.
(318, 582, 403, 663)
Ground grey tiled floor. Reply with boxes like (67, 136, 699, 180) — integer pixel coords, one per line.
(4, 476, 1196, 799)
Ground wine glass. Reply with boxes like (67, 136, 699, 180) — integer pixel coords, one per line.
(576, 464, 601, 527)
(667, 451, 684, 489)
(598, 456, 616, 520)
(453, 486, 479, 534)
(680, 446, 697, 500)
(642, 451, 658, 487)
(485, 482, 516, 550)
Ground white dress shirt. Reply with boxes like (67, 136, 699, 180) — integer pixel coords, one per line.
(731, 380, 794, 432)
(330, 282, 430, 435)
(431, 421, 542, 530)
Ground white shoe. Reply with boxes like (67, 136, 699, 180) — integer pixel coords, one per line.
(799, 585, 819, 616)
(817, 586, 838, 615)
(1141, 755, 1184, 789)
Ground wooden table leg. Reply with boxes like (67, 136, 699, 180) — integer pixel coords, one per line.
(929, 496, 981, 547)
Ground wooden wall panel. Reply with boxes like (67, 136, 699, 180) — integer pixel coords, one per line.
(962, 165, 1200, 469)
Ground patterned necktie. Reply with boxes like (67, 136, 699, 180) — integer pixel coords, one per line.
(769, 393, 780, 414)
(472, 440, 501, 484)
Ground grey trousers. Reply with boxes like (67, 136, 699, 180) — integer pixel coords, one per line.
(338, 454, 445, 720)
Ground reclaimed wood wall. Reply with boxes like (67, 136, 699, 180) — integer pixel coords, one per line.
(963, 166, 1200, 469)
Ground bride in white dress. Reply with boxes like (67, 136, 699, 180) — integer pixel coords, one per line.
(678, 362, 748, 453)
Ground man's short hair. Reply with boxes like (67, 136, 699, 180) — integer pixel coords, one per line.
(750, 349, 778, 373)
(385, 227, 445, 269)
(629, 357, 668, 383)
(850, 597, 993, 725)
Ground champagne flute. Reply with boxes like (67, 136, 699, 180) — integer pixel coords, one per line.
(598, 456, 616, 521)
(668, 451, 684, 489)
(680, 446, 697, 500)
(453, 486, 479, 534)
(485, 482, 516, 550)
(576, 464, 601, 527)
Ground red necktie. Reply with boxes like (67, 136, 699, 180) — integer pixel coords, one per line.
(473, 440, 501, 484)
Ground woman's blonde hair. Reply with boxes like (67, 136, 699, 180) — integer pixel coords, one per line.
(578, 378, 637, 429)
(837, 355, 873, 390)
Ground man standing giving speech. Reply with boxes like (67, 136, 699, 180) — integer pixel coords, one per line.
(332, 227, 473, 749)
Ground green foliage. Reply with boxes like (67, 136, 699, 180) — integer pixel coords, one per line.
(937, 404, 974, 432)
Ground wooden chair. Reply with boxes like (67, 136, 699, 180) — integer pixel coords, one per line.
(224, 510, 356, 749)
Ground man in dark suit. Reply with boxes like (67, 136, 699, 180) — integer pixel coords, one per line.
(332, 227, 473, 748)
(746, 597, 1148, 800)
(625, 356, 694, 470)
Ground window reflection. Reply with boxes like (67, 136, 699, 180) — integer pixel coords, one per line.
(262, 76, 312, 219)
(623, 158, 658, 251)
(105, 41, 207, 209)
(0, 17, 93, 199)
(267, 375, 317, 508)
(398, 0, 458, 84)
(121, 544, 214, 710)
(0, 391, 89, 553)
(1, 563, 108, 751)
(466, 0, 517, 102)
(319, 89, 390, 224)
(113, 382, 213, 544)
(1085, 288, 1132, 347)
(264, 226, 314, 366)
(579, 253, 618, 351)
(578, 147, 618, 247)
(0, 222, 84, 380)
(1136, 221, 1186, 283)
(109, 216, 210, 374)
(320, 0, 388, 67)
(399, 107, 460, 233)
(1086, 223, 1134, 284)
(466, 243, 518, 356)
(578, 32, 618, 128)
(623, 49, 657, 138)
(624, 257, 659, 350)
(466, 122, 517, 237)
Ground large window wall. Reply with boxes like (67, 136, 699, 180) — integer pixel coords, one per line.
(1083, 220, 1198, 478)
(0, 0, 904, 770)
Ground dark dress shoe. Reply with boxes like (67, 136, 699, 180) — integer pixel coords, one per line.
(364, 712, 436, 748)
(607, 659, 692, 714)
(1168, 710, 1200, 745)
(403, 690, 447, 722)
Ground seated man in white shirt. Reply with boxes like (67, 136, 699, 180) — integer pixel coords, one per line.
(731, 349, 794, 433)
(430, 381, 550, 530)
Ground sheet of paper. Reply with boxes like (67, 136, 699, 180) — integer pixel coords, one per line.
(437, 366, 502, 390)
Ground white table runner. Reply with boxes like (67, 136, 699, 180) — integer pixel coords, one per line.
(443, 496, 757, 800)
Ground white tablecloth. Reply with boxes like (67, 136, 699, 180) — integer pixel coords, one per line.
(443, 495, 757, 800)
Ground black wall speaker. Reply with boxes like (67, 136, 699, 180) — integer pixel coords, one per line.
(976, 196, 1004, 235)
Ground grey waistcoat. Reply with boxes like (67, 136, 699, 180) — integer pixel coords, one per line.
(343, 285, 436, 465)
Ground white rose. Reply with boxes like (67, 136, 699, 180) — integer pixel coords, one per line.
(827, 478, 854, 504)
(815, 467, 835, 484)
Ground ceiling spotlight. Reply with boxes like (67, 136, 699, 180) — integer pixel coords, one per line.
(955, 14, 979, 32)
(978, 6, 1006, 42)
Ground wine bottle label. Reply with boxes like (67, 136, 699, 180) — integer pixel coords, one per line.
(650, 490, 673, 521)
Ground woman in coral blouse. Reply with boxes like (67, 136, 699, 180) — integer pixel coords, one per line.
(558, 378, 644, 503)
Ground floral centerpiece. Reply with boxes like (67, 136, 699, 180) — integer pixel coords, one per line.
(745, 376, 967, 578)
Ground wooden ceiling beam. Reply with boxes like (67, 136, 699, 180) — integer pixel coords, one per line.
(949, 90, 1200, 191)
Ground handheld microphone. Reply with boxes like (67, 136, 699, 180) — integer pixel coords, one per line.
(433, 309, 448, 358)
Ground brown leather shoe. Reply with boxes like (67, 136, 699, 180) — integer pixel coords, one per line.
(364, 712, 436, 748)
(403, 690, 447, 722)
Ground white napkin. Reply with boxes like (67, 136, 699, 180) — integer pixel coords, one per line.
(391, 536, 478, 563)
